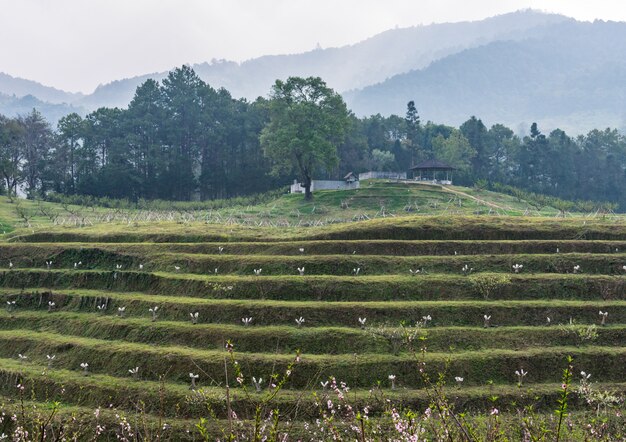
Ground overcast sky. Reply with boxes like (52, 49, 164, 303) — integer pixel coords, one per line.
(2, 0, 626, 93)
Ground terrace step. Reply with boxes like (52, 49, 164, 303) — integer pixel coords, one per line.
(1, 311, 625, 354)
(2, 239, 626, 257)
(1, 359, 621, 420)
(0, 330, 624, 388)
(0, 271, 624, 301)
(2, 290, 626, 327)
(3, 249, 626, 276)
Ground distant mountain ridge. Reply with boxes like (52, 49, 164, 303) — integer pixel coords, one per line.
(0, 9, 569, 122)
(2, 9, 623, 134)
(344, 19, 626, 133)
(77, 9, 569, 109)
(0, 72, 83, 104)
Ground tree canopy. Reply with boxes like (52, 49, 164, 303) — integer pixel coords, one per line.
(260, 77, 349, 199)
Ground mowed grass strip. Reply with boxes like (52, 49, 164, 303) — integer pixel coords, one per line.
(1, 270, 625, 301)
(1, 310, 626, 354)
(1, 358, 622, 419)
(0, 330, 624, 388)
(4, 247, 626, 275)
(2, 290, 626, 326)
(2, 239, 626, 258)
(10, 216, 626, 243)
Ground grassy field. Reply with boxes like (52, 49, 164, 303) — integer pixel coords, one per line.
(0, 184, 625, 439)
(0, 180, 578, 234)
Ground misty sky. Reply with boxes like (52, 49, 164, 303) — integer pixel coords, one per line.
(2, 0, 626, 93)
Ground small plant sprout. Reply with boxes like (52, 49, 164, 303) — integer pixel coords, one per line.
(599, 310, 608, 326)
(189, 372, 199, 389)
(116, 264, 122, 270)
(149, 306, 159, 322)
(117, 306, 126, 317)
(8, 261, 13, 269)
(139, 263, 144, 270)
(174, 266, 181, 272)
(190, 312, 199, 325)
(80, 362, 89, 375)
(455, 376, 464, 388)
(353, 267, 361, 275)
(253, 268, 262, 276)
(556, 247, 560, 253)
(462, 264, 473, 275)
(214, 268, 218, 275)
(320, 380, 329, 390)
(388, 374, 396, 390)
(297, 267, 305, 276)
(421, 315, 432, 326)
(45, 260, 52, 270)
(299, 247, 304, 254)
(46, 354, 55, 368)
(128, 367, 139, 379)
(581, 371, 591, 381)
(96, 304, 106, 314)
(252, 376, 263, 392)
(295, 316, 305, 327)
(515, 369, 528, 387)
(512, 264, 523, 273)
(241, 317, 253, 326)
(483, 314, 491, 328)
(218, 246, 224, 254)
(622, 265, 626, 273)
(18, 354, 27, 363)
(47, 301, 56, 312)
(409, 268, 424, 275)
(6, 300, 16, 313)
(73, 261, 82, 269)
(547, 316, 551, 326)
(573, 265, 581, 274)
(358, 317, 367, 328)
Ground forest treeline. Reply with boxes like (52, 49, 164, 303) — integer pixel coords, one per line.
(1, 65, 626, 209)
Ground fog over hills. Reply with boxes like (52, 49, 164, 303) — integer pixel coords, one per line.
(2, 10, 624, 133)
(344, 19, 626, 133)
(76, 9, 568, 109)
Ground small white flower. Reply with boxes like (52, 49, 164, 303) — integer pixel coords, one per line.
(190, 312, 199, 324)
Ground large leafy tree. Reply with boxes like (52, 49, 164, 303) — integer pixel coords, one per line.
(261, 76, 349, 200)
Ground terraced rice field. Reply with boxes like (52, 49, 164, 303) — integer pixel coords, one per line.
(1, 216, 626, 438)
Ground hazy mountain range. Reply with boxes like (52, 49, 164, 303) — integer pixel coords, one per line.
(2, 10, 625, 133)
